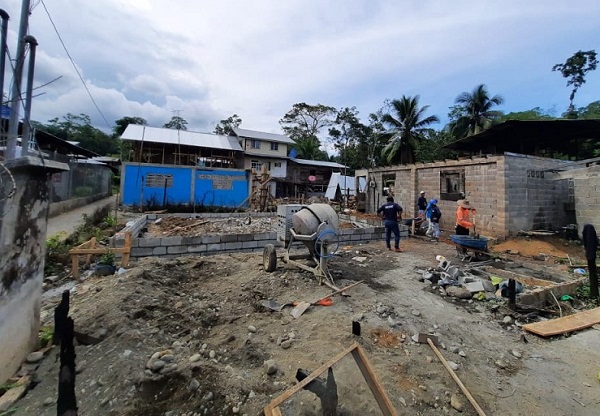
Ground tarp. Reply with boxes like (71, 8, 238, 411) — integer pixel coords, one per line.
(325, 172, 356, 200)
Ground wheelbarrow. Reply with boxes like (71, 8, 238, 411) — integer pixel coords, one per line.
(450, 234, 490, 261)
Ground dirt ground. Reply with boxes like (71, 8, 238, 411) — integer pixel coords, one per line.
(8, 235, 600, 416)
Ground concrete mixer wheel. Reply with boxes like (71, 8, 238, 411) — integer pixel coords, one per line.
(263, 244, 277, 272)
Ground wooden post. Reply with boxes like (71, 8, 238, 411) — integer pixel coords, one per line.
(71, 253, 79, 279)
(122, 231, 131, 267)
(85, 237, 96, 266)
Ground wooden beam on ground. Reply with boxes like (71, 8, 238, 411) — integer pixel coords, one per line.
(522, 306, 600, 337)
(486, 268, 555, 288)
(0, 376, 31, 411)
(351, 344, 397, 416)
(263, 343, 397, 415)
(427, 338, 487, 416)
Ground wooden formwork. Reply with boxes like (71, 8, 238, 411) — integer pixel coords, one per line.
(68, 232, 131, 278)
(263, 342, 397, 416)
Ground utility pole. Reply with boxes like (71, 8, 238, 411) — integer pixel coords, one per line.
(6, 0, 31, 160)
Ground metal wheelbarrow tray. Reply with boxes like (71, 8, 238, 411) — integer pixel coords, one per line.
(450, 234, 489, 251)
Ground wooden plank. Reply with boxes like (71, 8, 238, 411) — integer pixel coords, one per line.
(121, 231, 131, 267)
(522, 306, 600, 337)
(0, 376, 31, 411)
(351, 345, 398, 416)
(487, 268, 554, 288)
(427, 338, 487, 416)
(264, 343, 358, 411)
(68, 247, 129, 255)
(71, 253, 80, 278)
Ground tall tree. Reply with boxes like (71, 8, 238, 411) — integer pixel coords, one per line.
(380, 96, 439, 165)
(448, 84, 504, 138)
(328, 107, 368, 172)
(214, 114, 242, 135)
(413, 129, 457, 163)
(33, 113, 118, 155)
(292, 136, 328, 160)
(552, 50, 598, 116)
(497, 107, 554, 122)
(279, 103, 337, 142)
(163, 116, 188, 130)
(112, 116, 147, 137)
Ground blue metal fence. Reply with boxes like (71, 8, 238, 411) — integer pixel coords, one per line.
(122, 163, 249, 208)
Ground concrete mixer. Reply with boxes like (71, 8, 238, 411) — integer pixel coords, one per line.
(263, 203, 340, 289)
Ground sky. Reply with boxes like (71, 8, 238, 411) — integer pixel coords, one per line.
(2, 0, 600, 138)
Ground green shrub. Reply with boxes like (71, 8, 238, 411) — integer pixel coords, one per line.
(74, 186, 94, 197)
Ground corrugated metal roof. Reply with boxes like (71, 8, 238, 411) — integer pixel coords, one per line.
(290, 158, 346, 169)
(233, 127, 294, 144)
(121, 125, 243, 152)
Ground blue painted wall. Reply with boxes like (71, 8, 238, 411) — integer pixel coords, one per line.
(122, 164, 248, 207)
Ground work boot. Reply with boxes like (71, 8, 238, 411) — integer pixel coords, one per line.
(393, 248, 402, 252)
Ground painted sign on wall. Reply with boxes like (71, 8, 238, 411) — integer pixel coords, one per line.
(122, 163, 248, 207)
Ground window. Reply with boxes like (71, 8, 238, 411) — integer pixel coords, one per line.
(270, 142, 279, 151)
(251, 160, 262, 170)
(381, 173, 396, 196)
(274, 162, 282, 168)
(440, 170, 465, 201)
(145, 174, 173, 188)
(250, 139, 260, 149)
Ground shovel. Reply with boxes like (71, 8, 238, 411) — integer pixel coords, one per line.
(471, 212, 480, 239)
(262, 297, 334, 312)
(290, 280, 364, 318)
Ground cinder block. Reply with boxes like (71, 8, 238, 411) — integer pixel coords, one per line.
(153, 246, 167, 255)
(113, 238, 125, 248)
(138, 237, 160, 247)
(242, 241, 258, 249)
(188, 244, 207, 253)
(253, 232, 270, 241)
(161, 236, 183, 246)
(167, 246, 188, 254)
(131, 247, 153, 257)
(202, 235, 221, 244)
(206, 243, 222, 252)
(237, 234, 254, 242)
(225, 242, 243, 250)
(220, 234, 238, 243)
(182, 236, 203, 245)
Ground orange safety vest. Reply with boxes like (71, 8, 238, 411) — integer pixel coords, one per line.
(456, 207, 473, 228)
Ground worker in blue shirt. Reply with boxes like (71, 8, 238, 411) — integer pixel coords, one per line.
(377, 196, 403, 252)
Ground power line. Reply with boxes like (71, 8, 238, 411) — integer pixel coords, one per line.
(39, 0, 112, 130)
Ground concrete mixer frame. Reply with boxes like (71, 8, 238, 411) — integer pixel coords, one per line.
(263, 222, 340, 290)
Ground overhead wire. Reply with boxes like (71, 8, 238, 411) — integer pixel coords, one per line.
(39, 0, 112, 131)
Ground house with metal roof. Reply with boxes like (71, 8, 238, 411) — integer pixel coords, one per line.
(119, 125, 248, 208)
(284, 157, 347, 198)
(121, 124, 244, 168)
(231, 127, 295, 197)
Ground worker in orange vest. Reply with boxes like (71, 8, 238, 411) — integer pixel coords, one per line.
(455, 199, 477, 235)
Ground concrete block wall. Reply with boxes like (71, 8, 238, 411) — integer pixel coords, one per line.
(129, 231, 281, 259)
(366, 154, 580, 237)
(504, 154, 574, 234)
(111, 212, 402, 261)
(517, 278, 585, 309)
(563, 165, 600, 235)
(367, 156, 505, 236)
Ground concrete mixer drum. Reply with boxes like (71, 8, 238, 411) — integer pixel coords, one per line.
(264, 203, 341, 289)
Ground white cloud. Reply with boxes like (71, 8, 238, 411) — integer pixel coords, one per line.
(1, 0, 599, 135)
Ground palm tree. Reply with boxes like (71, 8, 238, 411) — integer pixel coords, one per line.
(450, 84, 504, 138)
(292, 136, 327, 160)
(381, 96, 439, 165)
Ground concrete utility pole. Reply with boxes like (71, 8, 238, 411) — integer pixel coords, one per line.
(21, 35, 38, 154)
(6, 0, 31, 160)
